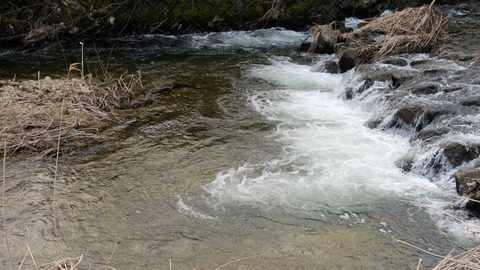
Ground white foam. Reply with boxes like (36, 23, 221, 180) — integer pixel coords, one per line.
(152, 28, 308, 53)
(176, 196, 215, 219)
(248, 57, 345, 91)
(345, 17, 366, 30)
(203, 58, 438, 213)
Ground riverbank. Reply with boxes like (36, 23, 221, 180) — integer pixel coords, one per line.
(0, 0, 437, 47)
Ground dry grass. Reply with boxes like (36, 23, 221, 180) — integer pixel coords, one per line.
(357, 4, 450, 63)
(0, 72, 143, 156)
(18, 255, 84, 270)
(433, 246, 480, 270)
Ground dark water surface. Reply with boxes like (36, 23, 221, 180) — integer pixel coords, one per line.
(0, 28, 466, 269)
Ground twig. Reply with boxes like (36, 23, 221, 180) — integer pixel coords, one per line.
(52, 86, 66, 259)
(71, 254, 84, 269)
(17, 250, 29, 270)
(103, 238, 117, 270)
(2, 140, 12, 269)
(26, 242, 39, 270)
(120, 0, 140, 34)
(214, 254, 262, 270)
(80, 42, 85, 84)
(416, 258, 422, 270)
(395, 239, 444, 258)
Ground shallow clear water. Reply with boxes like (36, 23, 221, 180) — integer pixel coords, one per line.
(0, 28, 470, 269)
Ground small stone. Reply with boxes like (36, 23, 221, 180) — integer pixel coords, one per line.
(411, 84, 439, 95)
(381, 58, 408, 66)
(460, 97, 480, 107)
(417, 128, 450, 141)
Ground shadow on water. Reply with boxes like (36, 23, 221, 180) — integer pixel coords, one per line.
(0, 29, 460, 269)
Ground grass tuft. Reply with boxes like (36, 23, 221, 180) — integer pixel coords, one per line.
(0, 70, 144, 156)
(356, 4, 450, 63)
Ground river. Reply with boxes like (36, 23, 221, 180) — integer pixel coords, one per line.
(0, 27, 476, 269)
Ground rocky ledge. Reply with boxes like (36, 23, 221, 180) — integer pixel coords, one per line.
(307, 2, 480, 213)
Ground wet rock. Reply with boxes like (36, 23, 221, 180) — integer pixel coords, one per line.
(355, 65, 414, 91)
(344, 88, 353, 100)
(396, 157, 414, 172)
(461, 97, 480, 107)
(388, 106, 450, 132)
(455, 169, 480, 213)
(391, 105, 424, 127)
(333, 42, 347, 54)
(411, 84, 439, 95)
(391, 75, 411, 89)
(381, 58, 408, 66)
(338, 27, 354, 33)
(456, 169, 480, 194)
(457, 3, 479, 12)
(441, 142, 480, 167)
(417, 128, 450, 141)
(338, 48, 358, 73)
(443, 204, 461, 211)
(423, 69, 447, 76)
(299, 42, 311, 52)
(410, 59, 430, 67)
(365, 117, 383, 129)
(309, 25, 341, 54)
(323, 60, 339, 74)
(443, 86, 463, 93)
(386, 92, 409, 101)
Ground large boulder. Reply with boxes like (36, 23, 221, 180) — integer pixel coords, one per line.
(455, 169, 480, 213)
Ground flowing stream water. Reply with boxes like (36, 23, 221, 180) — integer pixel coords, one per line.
(0, 28, 476, 269)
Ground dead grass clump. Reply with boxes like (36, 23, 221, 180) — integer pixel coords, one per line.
(357, 4, 450, 63)
(433, 246, 480, 270)
(0, 74, 142, 156)
(21, 256, 84, 270)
